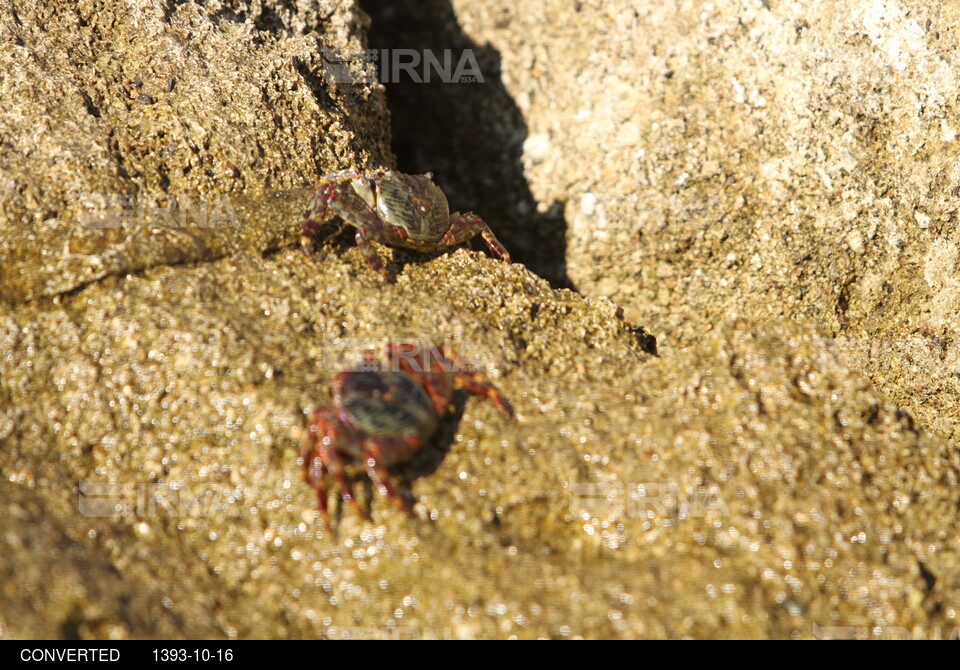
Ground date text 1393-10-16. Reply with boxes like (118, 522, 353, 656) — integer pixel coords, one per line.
(153, 649, 234, 662)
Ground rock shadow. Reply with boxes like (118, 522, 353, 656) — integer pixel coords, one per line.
(360, 0, 573, 289)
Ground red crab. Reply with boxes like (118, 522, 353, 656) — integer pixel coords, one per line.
(301, 168, 511, 280)
(300, 342, 513, 529)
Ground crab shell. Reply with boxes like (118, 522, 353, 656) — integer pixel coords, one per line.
(351, 169, 452, 244)
(332, 368, 442, 467)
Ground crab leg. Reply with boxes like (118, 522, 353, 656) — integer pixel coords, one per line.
(302, 169, 379, 263)
(441, 347, 515, 416)
(385, 343, 451, 414)
(325, 443, 370, 522)
(441, 212, 512, 263)
(355, 227, 390, 280)
(300, 412, 323, 485)
(300, 409, 334, 529)
(362, 444, 416, 517)
(301, 408, 371, 528)
(385, 343, 513, 416)
(301, 183, 335, 260)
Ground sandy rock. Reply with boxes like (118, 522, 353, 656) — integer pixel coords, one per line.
(0, 0, 391, 302)
(425, 0, 960, 444)
(3, 0, 960, 640)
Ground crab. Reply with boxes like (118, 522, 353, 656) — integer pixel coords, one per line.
(299, 342, 513, 529)
(301, 168, 511, 280)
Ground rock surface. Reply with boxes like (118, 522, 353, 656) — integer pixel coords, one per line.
(0, 0, 390, 302)
(1, 0, 959, 640)
(420, 0, 960, 447)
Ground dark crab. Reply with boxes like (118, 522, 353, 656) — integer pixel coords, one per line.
(299, 342, 513, 529)
(301, 168, 511, 280)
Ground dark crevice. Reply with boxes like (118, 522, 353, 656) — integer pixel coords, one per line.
(79, 90, 101, 118)
(361, 0, 573, 289)
(918, 560, 936, 594)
